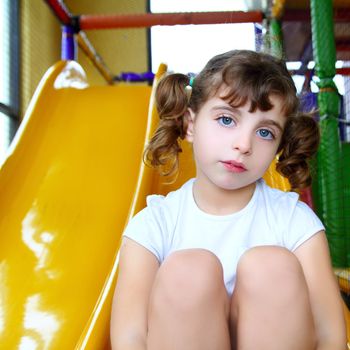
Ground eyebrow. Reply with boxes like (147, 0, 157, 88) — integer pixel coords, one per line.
(211, 105, 241, 115)
(258, 119, 284, 133)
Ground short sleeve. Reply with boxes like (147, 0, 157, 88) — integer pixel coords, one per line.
(123, 195, 167, 262)
(284, 201, 325, 251)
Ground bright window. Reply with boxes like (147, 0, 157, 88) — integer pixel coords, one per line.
(0, 0, 11, 107)
(150, 0, 256, 73)
(0, 0, 19, 163)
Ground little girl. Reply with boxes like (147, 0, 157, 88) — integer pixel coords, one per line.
(110, 50, 346, 350)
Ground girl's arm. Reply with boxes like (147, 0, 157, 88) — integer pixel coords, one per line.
(110, 237, 160, 350)
(294, 231, 347, 350)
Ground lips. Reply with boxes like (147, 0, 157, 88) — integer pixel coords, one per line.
(221, 160, 247, 173)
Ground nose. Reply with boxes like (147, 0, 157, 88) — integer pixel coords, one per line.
(232, 131, 252, 155)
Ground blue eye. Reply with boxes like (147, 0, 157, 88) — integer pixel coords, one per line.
(218, 116, 235, 127)
(257, 129, 274, 140)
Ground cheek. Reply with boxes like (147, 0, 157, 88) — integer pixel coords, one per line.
(199, 133, 223, 155)
(193, 124, 215, 147)
(192, 133, 219, 163)
(254, 140, 279, 160)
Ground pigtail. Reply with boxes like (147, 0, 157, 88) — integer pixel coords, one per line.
(276, 113, 320, 191)
(144, 73, 191, 176)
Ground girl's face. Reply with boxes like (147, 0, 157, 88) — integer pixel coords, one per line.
(186, 93, 286, 192)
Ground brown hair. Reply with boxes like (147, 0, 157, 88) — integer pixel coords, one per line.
(144, 50, 320, 191)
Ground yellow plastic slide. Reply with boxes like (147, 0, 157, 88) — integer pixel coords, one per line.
(1, 60, 349, 349)
(0, 61, 152, 349)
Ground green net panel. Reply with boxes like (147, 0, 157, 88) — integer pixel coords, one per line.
(310, 0, 347, 267)
(269, 18, 283, 59)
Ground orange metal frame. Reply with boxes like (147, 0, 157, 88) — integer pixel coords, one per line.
(79, 11, 263, 30)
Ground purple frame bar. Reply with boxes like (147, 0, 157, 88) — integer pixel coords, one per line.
(61, 25, 76, 60)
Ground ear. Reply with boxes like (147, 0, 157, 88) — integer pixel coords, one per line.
(185, 108, 195, 143)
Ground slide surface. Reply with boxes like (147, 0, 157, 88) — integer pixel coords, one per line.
(0, 61, 151, 349)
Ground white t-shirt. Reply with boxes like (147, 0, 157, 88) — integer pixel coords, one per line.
(123, 178, 325, 295)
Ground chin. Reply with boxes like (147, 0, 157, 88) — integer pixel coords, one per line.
(215, 180, 249, 191)
(218, 177, 258, 191)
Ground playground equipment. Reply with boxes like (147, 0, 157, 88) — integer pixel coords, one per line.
(1, 0, 349, 348)
(0, 61, 152, 348)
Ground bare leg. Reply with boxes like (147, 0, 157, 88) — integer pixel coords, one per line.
(230, 246, 316, 350)
(147, 249, 231, 350)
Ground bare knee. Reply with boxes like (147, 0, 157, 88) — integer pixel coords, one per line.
(150, 249, 227, 311)
(236, 246, 306, 297)
(147, 250, 231, 349)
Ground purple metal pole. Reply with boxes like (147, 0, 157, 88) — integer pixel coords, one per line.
(61, 25, 77, 60)
(254, 23, 263, 52)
